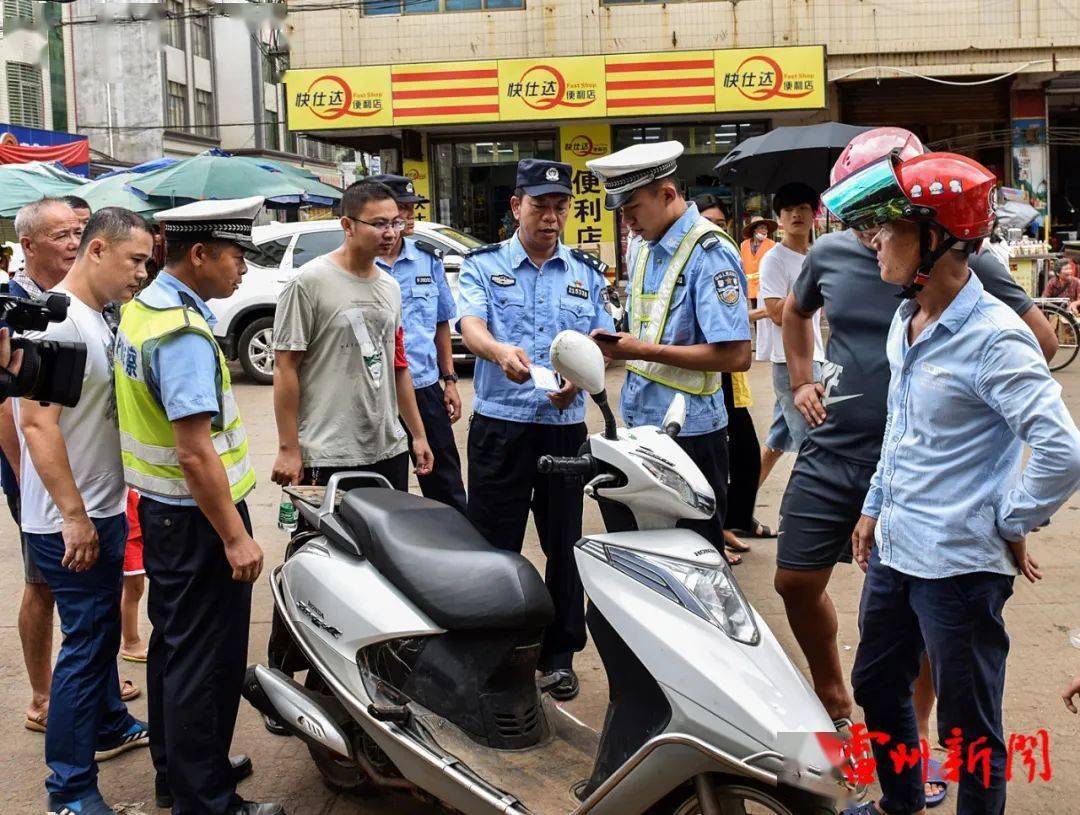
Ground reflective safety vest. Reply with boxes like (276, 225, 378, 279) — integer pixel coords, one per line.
(113, 297, 255, 503)
(628, 218, 739, 396)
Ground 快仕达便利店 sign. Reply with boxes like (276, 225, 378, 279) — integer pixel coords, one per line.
(284, 45, 826, 131)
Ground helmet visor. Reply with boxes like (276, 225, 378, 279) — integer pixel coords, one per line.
(821, 155, 934, 230)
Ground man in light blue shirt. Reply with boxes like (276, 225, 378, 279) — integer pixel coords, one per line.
(373, 174, 466, 514)
(458, 158, 614, 700)
(587, 141, 751, 566)
(822, 152, 1080, 815)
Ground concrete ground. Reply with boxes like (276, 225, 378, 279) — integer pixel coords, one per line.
(1, 360, 1077, 814)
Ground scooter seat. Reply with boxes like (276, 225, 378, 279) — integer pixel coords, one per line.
(339, 488, 555, 631)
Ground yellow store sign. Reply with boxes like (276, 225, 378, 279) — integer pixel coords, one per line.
(285, 46, 825, 131)
(559, 123, 614, 261)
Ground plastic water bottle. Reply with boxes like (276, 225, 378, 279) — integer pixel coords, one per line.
(277, 492, 298, 533)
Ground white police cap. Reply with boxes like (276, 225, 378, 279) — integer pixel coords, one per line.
(586, 141, 684, 210)
(154, 195, 265, 249)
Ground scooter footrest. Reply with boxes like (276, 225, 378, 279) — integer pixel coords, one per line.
(368, 703, 411, 724)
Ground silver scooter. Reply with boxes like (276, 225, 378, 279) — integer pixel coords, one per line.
(243, 331, 848, 815)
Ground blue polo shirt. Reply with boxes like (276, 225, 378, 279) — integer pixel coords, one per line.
(457, 233, 614, 424)
(376, 236, 456, 389)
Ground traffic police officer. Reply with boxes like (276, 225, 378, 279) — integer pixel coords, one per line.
(457, 159, 614, 700)
(113, 197, 283, 815)
(372, 174, 467, 513)
(586, 142, 751, 562)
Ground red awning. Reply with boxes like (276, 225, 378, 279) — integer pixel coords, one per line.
(0, 139, 90, 168)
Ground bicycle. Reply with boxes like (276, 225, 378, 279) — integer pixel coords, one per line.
(1033, 297, 1079, 372)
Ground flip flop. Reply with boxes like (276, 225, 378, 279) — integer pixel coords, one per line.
(725, 551, 742, 566)
(120, 649, 148, 664)
(24, 711, 47, 733)
(120, 679, 141, 703)
(723, 531, 752, 553)
(743, 517, 777, 538)
(925, 758, 949, 808)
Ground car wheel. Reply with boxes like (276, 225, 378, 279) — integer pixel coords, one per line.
(238, 315, 276, 385)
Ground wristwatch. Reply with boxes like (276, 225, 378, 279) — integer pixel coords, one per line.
(441, 373, 459, 384)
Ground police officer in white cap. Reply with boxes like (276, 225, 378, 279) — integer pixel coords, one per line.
(113, 197, 283, 815)
(587, 141, 751, 565)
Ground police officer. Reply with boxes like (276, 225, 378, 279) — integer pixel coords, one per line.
(586, 142, 751, 564)
(372, 174, 467, 513)
(457, 159, 614, 700)
(113, 197, 283, 815)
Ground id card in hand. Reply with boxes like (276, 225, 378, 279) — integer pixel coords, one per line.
(530, 365, 562, 392)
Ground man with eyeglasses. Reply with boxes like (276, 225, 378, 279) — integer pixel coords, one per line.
(372, 174, 467, 514)
(0, 197, 81, 737)
(272, 180, 433, 493)
(458, 159, 615, 701)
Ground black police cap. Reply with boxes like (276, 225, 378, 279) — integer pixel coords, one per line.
(367, 174, 429, 205)
(516, 159, 573, 198)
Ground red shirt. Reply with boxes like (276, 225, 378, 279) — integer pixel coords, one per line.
(394, 326, 408, 370)
(1042, 273, 1080, 302)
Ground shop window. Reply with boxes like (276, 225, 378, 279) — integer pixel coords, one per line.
(602, 0, 701, 4)
(194, 89, 215, 136)
(166, 80, 189, 130)
(291, 230, 345, 267)
(164, 0, 185, 49)
(5, 61, 44, 128)
(362, 0, 522, 15)
(191, 11, 212, 59)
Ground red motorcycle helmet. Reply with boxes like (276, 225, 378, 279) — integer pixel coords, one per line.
(830, 126, 925, 186)
(895, 152, 997, 241)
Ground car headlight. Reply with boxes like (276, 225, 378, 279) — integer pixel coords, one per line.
(636, 455, 715, 515)
(602, 544, 760, 645)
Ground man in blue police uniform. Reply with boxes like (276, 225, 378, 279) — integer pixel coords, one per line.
(373, 174, 467, 513)
(586, 142, 751, 565)
(458, 158, 614, 700)
(114, 197, 280, 815)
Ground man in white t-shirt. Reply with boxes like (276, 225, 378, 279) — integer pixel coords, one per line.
(17, 208, 153, 815)
(758, 183, 825, 488)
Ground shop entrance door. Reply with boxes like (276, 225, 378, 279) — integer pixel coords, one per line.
(432, 134, 558, 244)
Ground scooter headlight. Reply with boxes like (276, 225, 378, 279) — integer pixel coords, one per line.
(637, 456, 715, 515)
(604, 545, 760, 645)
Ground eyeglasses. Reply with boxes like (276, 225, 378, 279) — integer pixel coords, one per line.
(347, 216, 406, 233)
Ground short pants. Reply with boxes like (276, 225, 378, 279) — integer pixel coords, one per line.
(123, 491, 144, 576)
(7, 490, 46, 585)
(776, 440, 878, 571)
(766, 361, 820, 454)
(763, 399, 793, 452)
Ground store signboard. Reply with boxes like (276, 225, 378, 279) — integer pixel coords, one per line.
(714, 46, 826, 113)
(403, 157, 432, 222)
(498, 56, 605, 121)
(559, 123, 615, 265)
(285, 45, 826, 131)
(285, 66, 393, 131)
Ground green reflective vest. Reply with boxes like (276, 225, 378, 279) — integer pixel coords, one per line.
(113, 297, 255, 503)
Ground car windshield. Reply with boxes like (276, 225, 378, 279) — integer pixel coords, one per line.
(245, 237, 291, 268)
(431, 226, 483, 250)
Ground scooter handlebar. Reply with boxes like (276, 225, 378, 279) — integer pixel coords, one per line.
(536, 454, 597, 477)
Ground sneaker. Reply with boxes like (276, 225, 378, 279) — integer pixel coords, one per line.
(47, 791, 116, 815)
(540, 668, 580, 701)
(94, 719, 150, 762)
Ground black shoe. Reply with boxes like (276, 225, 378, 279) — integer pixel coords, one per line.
(541, 668, 580, 701)
(263, 713, 291, 737)
(230, 802, 285, 815)
(155, 755, 256, 808)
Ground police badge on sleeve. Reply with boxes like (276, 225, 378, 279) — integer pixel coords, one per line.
(713, 271, 741, 305)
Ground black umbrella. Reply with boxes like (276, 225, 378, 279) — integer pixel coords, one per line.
(714, 122, 873, 193)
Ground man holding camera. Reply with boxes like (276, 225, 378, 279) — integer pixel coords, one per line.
(17, 208, 153, 815)
(0, 196, 82, 735)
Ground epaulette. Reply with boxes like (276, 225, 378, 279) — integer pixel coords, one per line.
(466, 243, 501, 257)
(412, 238, 444, 260)
(569, 247, 609, 278)
(697, 229, 738, 253)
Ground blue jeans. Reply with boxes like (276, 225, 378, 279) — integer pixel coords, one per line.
(851, 548, 1013, 815)
(768, 362, 820, 453)
(25, 512, 135, 802)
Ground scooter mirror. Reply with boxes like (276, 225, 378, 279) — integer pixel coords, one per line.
(662, 393, 686, 437)
(550, 330, 607, 395)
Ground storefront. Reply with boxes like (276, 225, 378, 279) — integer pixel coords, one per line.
(284, 45, 827, 268)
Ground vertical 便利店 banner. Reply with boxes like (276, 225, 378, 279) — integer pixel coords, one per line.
(559, 123, 615, 274)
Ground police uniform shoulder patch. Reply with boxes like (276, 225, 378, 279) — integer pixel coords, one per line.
(714, 270, 741, 306)
(569, 247, 609, 278)
(412, 238, 444, 260)
(466, 243, 501, 257)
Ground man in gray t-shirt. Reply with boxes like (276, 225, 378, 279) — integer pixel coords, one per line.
(772, 225, 1057, 729)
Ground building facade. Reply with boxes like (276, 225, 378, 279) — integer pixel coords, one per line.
(1, 0, 66, 131)
(282, 0, 1080, 262)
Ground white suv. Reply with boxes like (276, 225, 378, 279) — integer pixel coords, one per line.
(211, 219, 483, 384)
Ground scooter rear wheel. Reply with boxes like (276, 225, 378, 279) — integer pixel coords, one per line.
(303, 670, 378, 797)
(654, 779, 836, 815)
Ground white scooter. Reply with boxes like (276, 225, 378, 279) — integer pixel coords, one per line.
(243, 331, 848, 815)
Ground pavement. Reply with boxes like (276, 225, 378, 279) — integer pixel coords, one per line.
(0, 359, 1078, 815)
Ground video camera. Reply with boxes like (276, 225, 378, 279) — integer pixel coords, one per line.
(0, 285, 86, 407)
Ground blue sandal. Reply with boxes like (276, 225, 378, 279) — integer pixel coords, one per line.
(925, 757, 949, 808)
(840, 804, 879, 815)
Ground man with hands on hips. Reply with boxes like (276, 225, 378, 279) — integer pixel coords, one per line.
(457, 158, 614, 701)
